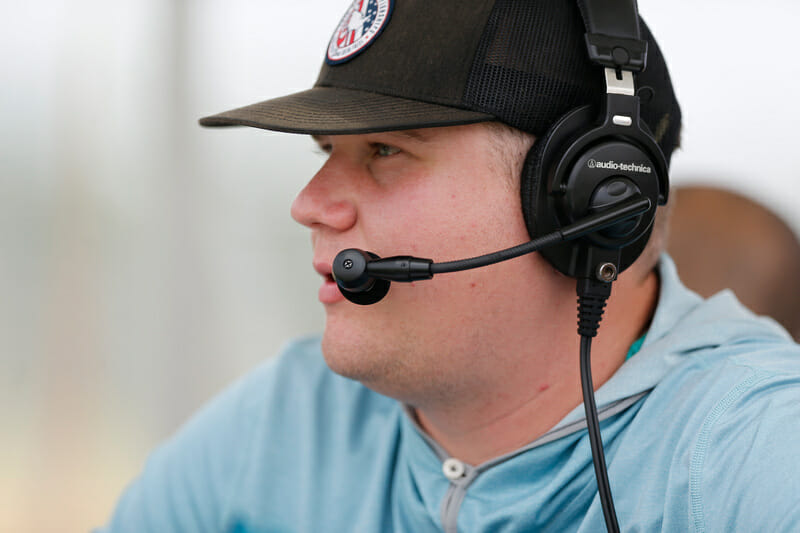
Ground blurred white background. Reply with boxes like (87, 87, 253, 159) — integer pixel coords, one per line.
(1, 0, 798, 531)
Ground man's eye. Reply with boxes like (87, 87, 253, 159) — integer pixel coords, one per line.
(375, 144, 401, 157)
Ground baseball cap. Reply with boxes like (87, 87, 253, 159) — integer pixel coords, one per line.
(200, 0, 681, 162)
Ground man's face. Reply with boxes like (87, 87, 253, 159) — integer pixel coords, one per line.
(291, 124, 566, 401)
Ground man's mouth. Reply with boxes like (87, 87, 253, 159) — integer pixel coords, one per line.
(314, 261, 345, 304)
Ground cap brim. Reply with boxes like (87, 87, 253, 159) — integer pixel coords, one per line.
(198, 86, 495, 135)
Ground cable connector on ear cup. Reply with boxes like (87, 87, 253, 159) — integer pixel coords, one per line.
(577, 277, 612, 338)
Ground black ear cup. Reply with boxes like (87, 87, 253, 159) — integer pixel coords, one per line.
(522, 105, 598, 243)
(520, 98, 668, 279)
(520, 129, 549, 241)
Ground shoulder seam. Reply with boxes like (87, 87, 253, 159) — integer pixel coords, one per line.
(688, 369, 774, 533)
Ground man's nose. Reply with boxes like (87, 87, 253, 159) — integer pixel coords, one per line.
(290, 157, 358, 232)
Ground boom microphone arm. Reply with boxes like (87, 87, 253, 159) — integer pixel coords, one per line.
(332, 195, 651, 304)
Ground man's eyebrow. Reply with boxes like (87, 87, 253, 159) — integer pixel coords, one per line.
(310, 130, 433, 146)
(389, 129, 432, 142)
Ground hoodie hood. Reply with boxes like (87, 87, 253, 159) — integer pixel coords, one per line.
(556, 253, 792, 429)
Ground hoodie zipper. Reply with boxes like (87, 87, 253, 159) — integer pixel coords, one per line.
(440, 460, 478, 533)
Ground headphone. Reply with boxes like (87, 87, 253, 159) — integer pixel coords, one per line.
(522, 0, 669, 283)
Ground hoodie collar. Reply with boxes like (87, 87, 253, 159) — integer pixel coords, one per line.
(555, 253, 791, 429)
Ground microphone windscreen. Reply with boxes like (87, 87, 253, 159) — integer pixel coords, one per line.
(340, 277, 391, 305)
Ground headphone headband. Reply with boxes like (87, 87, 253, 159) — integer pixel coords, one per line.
(522, 0, 669, 280)
(577, 0, 648, 71)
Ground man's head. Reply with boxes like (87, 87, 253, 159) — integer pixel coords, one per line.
(200, 0, 681, 400)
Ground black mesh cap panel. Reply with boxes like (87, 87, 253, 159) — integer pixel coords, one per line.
(464, 0, 681, 164)
(464, 0, 604, 137)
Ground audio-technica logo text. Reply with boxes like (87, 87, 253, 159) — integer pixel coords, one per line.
(587, 159, 652, 174)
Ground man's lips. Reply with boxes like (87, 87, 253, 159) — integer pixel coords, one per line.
(314, 260, 345, 304)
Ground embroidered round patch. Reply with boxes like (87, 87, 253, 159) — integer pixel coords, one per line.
(326, 0, 393, 65)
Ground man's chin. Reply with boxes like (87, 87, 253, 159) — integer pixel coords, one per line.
(320, 333, 380, 382)
(320, 331, 414, 396)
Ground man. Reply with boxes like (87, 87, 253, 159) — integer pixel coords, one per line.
(668, 185, 800, 341)
(100, 1, 800, 531)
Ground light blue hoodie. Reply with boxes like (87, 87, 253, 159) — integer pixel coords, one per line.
(99, 257, 800, 532)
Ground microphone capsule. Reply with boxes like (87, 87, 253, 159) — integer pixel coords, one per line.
(332, 249, 374, 291)
(332, 249, 391, 305)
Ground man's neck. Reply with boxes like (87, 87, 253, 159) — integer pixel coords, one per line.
(412, 270, 659, 466)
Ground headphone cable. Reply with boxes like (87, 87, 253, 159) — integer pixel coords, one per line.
(577, 279, 620, 533)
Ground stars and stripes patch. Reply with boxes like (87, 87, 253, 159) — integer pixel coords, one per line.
(326, 0, 393, 65)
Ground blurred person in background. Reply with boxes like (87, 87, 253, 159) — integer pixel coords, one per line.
(668, 185, 800, 341)
(97, 1, 800, 532)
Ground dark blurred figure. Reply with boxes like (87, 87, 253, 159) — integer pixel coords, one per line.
(668, 185, 800, 341)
